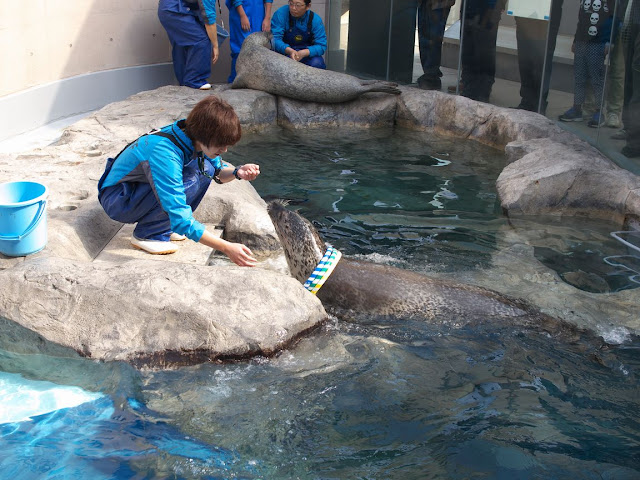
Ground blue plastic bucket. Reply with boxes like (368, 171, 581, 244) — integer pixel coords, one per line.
(0, 181, 48, 256)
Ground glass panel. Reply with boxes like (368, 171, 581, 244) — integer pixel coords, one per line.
(324, 0, 638, 173)
(601, 0, 640, 174)
(342, 0, 418, 82)
(326, 0, 350, 72)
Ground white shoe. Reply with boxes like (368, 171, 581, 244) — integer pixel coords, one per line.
(131, 235, 178, 255)
(198, 83, 212, 90)
(606, 113, 621, 128)
(170, 232, 187, 241)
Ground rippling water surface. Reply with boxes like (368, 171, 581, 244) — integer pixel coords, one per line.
(1, 127, 638, 479)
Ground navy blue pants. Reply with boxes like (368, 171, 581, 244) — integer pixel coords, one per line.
(158, 2, 212, 88)
(98, 157, 213, 242)
(417, 2, 451, 80)
(297, 53, 326, 69)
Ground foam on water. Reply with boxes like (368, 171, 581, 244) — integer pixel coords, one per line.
(0, 372, 103, 424)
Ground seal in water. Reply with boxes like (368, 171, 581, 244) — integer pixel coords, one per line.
(267, 200, 581, 335)
(232, 32, 402, 103)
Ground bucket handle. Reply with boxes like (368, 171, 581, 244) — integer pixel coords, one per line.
(0, 199, 47, 242)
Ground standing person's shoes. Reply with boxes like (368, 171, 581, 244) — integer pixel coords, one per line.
(587, 112, 605, 128)
(559, 107, 584, 122)
(606, 112, 622, 128)
(417, 75, 442, 91)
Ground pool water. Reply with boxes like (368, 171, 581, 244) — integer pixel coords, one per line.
(1, 127, 638, 479)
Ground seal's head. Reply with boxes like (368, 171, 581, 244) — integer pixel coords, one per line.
(267, 200, 327, 284)
(242, 31, 273, 50)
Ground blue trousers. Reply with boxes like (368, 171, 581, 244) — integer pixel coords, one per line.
(227, 0, 266, 82)
(98, 157, 212, 241)
(417, 2, 451, 79)
(300, 55, 326, 69)
(158, 2, 212, 88)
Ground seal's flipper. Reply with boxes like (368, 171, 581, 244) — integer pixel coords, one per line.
(362, 83, 401, 95)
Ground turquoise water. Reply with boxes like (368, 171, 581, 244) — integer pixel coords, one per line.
(1, 127, 638, 479)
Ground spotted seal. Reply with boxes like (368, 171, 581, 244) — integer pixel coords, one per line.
(232, 32, 402, 103)
(266, 200, 583, 335)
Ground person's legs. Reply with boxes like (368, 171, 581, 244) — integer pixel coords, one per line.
(227, 0, 265, 82)
(559, 42, 587, 121)
(606, 34, 625, 126)
(539, 0, 563, 113)
(585, 42, 607, 127)
(417, 2, 451, 89)
(472, 3, 503, 102)
(515, 17, 547, 111)
(573, 42, 589, 107)
(300, 55, 327, 69)
(460, 13, 481, 100)
(99, 157, 213, 242)
(158, 9, 211, 88)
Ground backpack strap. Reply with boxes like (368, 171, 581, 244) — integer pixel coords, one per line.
(307, 10, 314, 37)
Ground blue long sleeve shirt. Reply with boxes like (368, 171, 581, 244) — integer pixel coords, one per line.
(271, 5, 327, 58)
(99, 121, 227, 242)
(228, 0, 272, 8)
(159, 0, 217, 24)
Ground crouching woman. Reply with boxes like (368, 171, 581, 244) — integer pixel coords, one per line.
(98, 96, 260, 266)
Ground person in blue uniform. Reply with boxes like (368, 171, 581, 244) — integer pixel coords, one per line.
(98, 96, 260, 264)
(158, 0, 220, 90)
(226, 0, 273, 83)
(271, 0, 327, 69)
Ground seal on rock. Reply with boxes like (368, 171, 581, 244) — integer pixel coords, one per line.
(232, 32, 402, 103)
(267, 201, 581, 335)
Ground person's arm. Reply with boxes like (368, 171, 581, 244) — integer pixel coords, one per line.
(233, 1, 251, 31)
(262, 1, 273, 32)
(270, 6, 290, 54)
(198, 162, 260, 266)
(199, 230, 257, 266)
(200, 0, 219, 63)
(204, 23, 220, 64)
(215, 163, 260, 183)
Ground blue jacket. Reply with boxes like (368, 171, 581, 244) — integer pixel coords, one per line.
(99, 121, 226, 241)
(159, 0, 217, 25)
(271, 5, 327, 58)
(227, 0, 272, 8)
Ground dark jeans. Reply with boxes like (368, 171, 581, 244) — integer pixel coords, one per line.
(624, 24, 640, 149)
(514, 0, 564, 113)
(417, 2, 452, 79)
(460, 0, 506, 102)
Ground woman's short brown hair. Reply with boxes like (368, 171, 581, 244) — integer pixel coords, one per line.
(185, 96, 242, 148)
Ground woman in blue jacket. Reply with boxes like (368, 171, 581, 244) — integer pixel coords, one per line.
(226, 0, 273, 83)
(98, 96, 260, 264)
(271, 0, 327, 69)
(158, 0, 220, 90)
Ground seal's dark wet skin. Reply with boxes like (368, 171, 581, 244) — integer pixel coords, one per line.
(266, 200, 590, 343)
